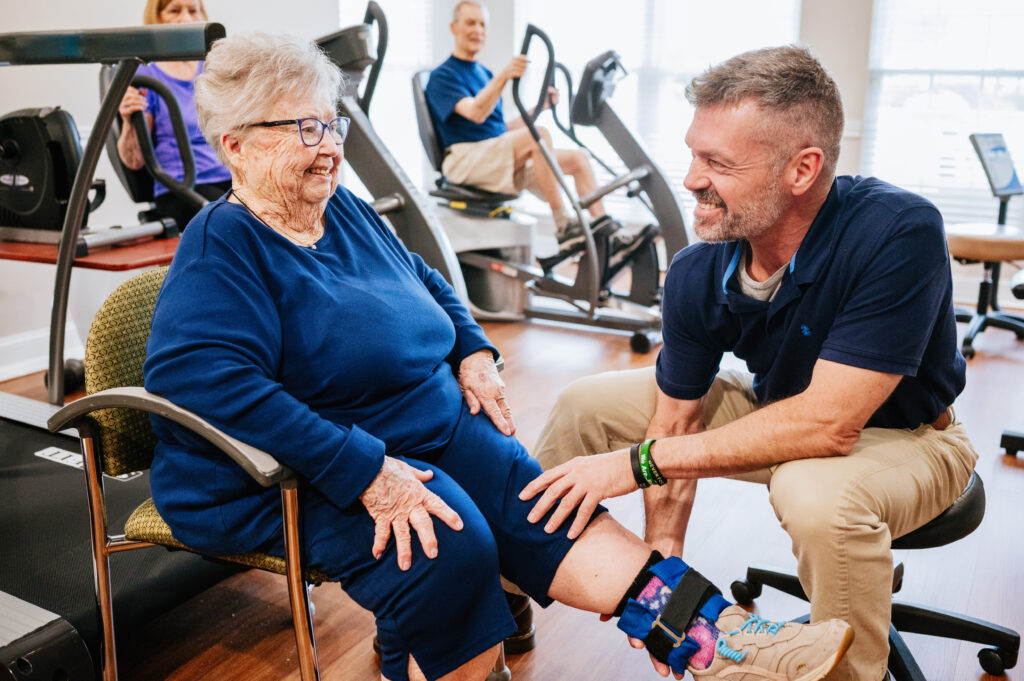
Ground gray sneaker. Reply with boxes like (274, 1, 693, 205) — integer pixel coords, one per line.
(689, 606, 854, 681)
(555, 220, 586, 250)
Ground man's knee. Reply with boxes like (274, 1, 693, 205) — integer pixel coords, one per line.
(769, 462, 882, 547)
(564, 149, 590, 175)
(551, 372, 624, 420)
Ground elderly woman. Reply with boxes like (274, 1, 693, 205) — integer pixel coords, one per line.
(143, 33, 852, 681)
(116, 0, 232, 230)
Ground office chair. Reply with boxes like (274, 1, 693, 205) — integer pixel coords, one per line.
(730, 472, 1020, 680)
(945, 133, 1024, 359)
(48, 267, 327, 681)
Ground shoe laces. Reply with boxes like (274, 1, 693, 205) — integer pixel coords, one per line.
(729, 613, 785, 637)
(715, 637, 747, 663)
(715, 613, 785, 663)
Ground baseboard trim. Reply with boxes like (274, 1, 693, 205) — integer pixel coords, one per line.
(0, 325, 84, 383)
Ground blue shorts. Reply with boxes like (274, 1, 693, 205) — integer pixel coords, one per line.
(261, 403, 604, 681)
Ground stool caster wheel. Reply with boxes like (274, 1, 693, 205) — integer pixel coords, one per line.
(43, 358, 86, 394)
(978, 647, 1009, 676)
(730, 579, 762, 605)
(630, 331, 656, 354)
(962, 344, 976, 360)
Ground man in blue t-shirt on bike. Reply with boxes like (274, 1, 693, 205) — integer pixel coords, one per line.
(426, 0, 642, 264)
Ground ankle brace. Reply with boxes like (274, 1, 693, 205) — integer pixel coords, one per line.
(615, 551, 731, 674)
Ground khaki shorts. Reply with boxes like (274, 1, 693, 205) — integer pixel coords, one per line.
(441, 132, 537, 196)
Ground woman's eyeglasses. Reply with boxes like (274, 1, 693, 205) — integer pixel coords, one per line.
(247, 116, 350, 147)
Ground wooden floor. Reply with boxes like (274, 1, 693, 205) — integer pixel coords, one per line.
(3, 318, 1023, 681)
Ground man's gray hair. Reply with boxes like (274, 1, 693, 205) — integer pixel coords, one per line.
(195, 32, 342, 169)
(452, 0, 487, 23)
(686, 45, 844, 177)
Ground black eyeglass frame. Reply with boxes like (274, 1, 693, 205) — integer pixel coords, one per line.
(246, 116, 351, 147)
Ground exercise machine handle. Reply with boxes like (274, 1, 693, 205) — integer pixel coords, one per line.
(129, 74, 206, 209)
(511, 23, 555, 127)
(359, 0, 388, 114)
(550, 61, 576, 140)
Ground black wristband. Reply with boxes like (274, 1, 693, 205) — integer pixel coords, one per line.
(630, 442, 651, 489)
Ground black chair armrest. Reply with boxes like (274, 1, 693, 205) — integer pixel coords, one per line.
(47, 386, 294, 487)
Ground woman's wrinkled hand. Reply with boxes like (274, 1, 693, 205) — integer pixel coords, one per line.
(518, 450, 637, 539)
(118, 86, 148, 123)
(359, 456, 463, 571)
(458, 350, 515, 436)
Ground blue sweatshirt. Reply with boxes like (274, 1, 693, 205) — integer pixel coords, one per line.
(143, 187, 496, 555)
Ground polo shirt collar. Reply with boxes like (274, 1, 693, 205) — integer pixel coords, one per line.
(716, 178, 844, 315)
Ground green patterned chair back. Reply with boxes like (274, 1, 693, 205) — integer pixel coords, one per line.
(84, 266, 168, 477)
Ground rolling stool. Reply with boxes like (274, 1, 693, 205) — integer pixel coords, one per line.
(729, 472, 1020, 680)
(946, 219, 1024, 359)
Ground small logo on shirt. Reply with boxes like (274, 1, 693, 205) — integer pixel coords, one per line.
(800, 324, 811, 336)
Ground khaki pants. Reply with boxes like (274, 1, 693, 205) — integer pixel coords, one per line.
(534, 366, 978, 681)
(442, 132, 537, 196)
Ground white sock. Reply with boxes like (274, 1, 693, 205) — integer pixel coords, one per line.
(552, 209, 570, 230)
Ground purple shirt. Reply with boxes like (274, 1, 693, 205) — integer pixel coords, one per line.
(138, 62, 231, 196)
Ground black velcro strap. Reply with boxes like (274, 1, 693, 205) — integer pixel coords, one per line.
(660, 567, 721, 636)
(645, 622, 685, 663)
(612, 550, 664, 617)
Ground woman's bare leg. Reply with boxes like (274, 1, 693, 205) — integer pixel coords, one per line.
(546, 512, 651, 613)
(382, 643, 502, 681)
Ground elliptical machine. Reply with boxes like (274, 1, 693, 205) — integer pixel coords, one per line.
(550, 49, 688, 269)
(414, 25, 688, 353)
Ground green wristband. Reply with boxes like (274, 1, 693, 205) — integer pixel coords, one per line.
(640, 439, 666, 486)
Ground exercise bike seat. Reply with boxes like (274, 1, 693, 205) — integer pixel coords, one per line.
(430, 177, 519, 207)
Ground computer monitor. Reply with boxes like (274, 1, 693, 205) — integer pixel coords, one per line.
(969, 133, 1024, 198)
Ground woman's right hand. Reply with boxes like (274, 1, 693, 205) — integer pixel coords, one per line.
(118, 86, 148, 124)
(359, 456, 463, 571)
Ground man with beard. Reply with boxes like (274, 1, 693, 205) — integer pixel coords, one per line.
(519, 46, 978, 681)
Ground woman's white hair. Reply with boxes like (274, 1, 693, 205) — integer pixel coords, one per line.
(195, 32, 342, 168)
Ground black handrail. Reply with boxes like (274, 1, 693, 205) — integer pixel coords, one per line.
(128, 74, 205, 209)
(511, 24, 555, 128)
(0, 23, 224, 65)
(358, 1, 388, 114)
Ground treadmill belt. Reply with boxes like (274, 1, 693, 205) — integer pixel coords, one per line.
(0, 415, 239, 671)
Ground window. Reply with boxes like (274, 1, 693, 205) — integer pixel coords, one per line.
(862, 1, 1024, 225)
(513, 0, 800, 223)
(337, 0, 435, 201)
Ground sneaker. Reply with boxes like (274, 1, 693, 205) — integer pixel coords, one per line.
(689, 606, 854, 681)
(555, 220, 587, 250)
(607, 223, 660, 271)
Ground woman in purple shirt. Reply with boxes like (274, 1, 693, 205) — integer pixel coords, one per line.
(115, 0, 232, 231)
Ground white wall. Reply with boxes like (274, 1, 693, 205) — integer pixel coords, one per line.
(0, 0, 338, 380)
(799, 0, 873, 177)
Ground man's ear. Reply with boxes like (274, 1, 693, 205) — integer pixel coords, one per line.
(788, 147, 825, 197)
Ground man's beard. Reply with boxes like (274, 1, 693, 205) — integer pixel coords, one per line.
(692, 180, 788, 243)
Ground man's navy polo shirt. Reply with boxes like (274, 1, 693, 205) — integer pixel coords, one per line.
(656, 175, 966, 429)
(426, 55, 508, 150)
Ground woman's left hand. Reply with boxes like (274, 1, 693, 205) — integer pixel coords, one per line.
(518, 450, 637, 539)
(458, 350, 515, 436)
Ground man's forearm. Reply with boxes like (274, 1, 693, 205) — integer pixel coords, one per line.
(651, 389, 857, 480)
(640, 403, 704, 557)
(466, 74, 508, 123)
